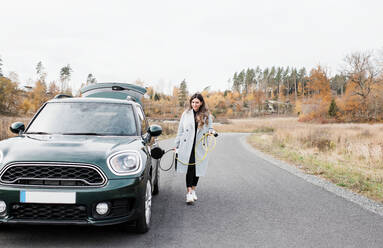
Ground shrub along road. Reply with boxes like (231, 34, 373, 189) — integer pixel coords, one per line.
(1, 133, 383, 247)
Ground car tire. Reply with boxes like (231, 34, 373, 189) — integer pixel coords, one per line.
(152, 165, 159, 195)
(136, 179, 152, 233)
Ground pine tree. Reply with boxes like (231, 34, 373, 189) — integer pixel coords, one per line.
(328, 99, 338, 117)
(86, 73, 97, 85)
(178, 79, 188, 107)
(232, 72, 240, 92)
(59, 64, 73, 93)
(36, 61, 47, 83)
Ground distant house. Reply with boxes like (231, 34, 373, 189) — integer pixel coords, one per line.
(264, 100, 292, 114)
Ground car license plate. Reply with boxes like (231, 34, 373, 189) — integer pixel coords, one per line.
(20, 191, 76, 204)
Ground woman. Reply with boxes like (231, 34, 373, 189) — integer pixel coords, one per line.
(175, 93, 214, 204)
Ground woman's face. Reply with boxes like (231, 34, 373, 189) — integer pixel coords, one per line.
(191, 98, 202, 112)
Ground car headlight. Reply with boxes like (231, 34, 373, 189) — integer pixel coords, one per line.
(0, 150, 3, 165)
(107, 151, 142, 176)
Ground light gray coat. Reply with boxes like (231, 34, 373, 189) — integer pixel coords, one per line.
(175, 109, 213, 177)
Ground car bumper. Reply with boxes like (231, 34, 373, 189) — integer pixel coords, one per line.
(0, 177, 146, 226)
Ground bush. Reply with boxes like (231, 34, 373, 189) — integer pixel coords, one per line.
(252, 126, 274, 133)
(301, 129, 335, 152)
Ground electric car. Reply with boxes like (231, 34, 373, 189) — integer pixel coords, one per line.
(0, 83, 163, 233)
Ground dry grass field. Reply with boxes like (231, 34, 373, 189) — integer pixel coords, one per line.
(215, 117, 383, 202)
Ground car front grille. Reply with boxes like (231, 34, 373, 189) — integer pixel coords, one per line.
(10, 203, 87, 221)
(0, 163, 107, 187)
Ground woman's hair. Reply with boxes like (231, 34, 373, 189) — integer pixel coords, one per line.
(188, 93, 209, 128)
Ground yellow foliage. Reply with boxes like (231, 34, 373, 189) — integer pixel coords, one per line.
(48, 81, 60, 97)
(19, 99, 33, 115)
(295, 99, 303, 115)
(206, 92, 224, 110)
(226, 108, 234, 117)
(172, 87, 179, 98)
(0, 77, 20, 113)
(245, 94, 255, 102)
(299, 66, 332, 121)
(30, 81, 48, 112)
(146, 86, 154, 99)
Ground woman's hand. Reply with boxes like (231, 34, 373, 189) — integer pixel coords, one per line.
(208, 129, 218, 137)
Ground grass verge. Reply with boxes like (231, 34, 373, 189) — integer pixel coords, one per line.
(247, 133, 383, 203)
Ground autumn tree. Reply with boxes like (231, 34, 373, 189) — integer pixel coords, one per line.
(0, 77, 20, 113)
(146, 86, 154, 100)
(30, 81, 48, 112)
(300, 66, 331, 120)
(48, 81, 60, 97)
(342, 51, 381, 120)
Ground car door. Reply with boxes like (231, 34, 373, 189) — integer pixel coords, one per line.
(135, 105, 158, 188)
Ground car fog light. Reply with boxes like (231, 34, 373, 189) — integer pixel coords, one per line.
(0, 201, 6, 214)
(96, 202, 109, 215)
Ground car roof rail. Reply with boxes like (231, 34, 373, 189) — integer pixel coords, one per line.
(126, 96, 136, 102)
(54, 94, 73, 99)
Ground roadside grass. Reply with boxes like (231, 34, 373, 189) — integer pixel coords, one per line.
(241, 118, 383, 203)
(149, 121, 178, 140)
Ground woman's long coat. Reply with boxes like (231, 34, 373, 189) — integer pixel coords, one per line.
(175, 109, 213, 177)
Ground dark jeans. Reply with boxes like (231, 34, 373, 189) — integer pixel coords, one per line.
(186, 146, 199, 188)
(186, 165, 199, 188)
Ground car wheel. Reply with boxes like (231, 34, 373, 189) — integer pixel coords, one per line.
(153, 165, 159, 195)
(136, 179, 152, 233)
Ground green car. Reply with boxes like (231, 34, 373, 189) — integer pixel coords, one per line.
(0, 83, 163, 233)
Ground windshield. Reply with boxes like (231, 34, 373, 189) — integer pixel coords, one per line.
(26, 102, 137, 136)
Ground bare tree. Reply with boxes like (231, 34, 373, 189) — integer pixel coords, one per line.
(343, 51, 381, 119)
(36, 61, 47, 83)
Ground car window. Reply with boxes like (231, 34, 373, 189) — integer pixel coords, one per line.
(135, 105, 148, 135)
(26, 102, 137, 136)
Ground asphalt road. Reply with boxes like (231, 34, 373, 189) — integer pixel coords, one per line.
(2, 133, 383, 248)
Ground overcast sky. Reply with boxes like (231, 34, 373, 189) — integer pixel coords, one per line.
(1, 0, 382, 94)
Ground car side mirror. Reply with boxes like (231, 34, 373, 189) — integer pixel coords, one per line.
(148, 125, 162, 137)
(10, 122, 25, 134)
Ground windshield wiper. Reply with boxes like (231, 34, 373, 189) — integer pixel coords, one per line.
(61, 132, 106, 136)
(25, 132, 51, 135)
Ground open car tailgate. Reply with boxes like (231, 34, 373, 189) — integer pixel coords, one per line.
(80, 82, 147, 106)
